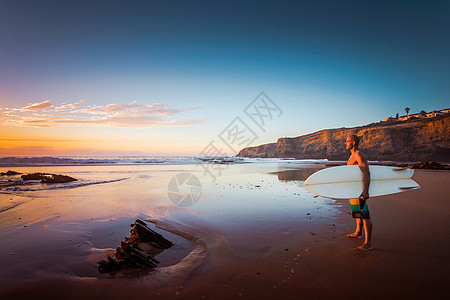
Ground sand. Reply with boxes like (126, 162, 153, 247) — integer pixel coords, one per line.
(0, 164, 449, 299)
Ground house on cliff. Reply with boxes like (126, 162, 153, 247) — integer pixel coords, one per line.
(395, 108, 449, 121)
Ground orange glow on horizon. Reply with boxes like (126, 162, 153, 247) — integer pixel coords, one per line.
(0, 138, 202, 156)
(0, 121, 206, 156)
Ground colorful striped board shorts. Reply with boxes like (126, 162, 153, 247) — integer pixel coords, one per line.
(349, 198, 371, 219)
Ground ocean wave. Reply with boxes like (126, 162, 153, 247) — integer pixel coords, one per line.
(0, 156, 244, 167)
(0, 156, 202, 166)
(0, 155, 331, 167)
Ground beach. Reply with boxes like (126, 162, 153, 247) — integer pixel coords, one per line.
(0, 160, 449, 299)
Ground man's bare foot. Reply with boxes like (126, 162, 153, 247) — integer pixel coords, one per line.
(354, 245, 373, 251)
(345, 233, 362, 239)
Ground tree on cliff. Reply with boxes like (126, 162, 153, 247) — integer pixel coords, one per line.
(405, 107, 410, 117)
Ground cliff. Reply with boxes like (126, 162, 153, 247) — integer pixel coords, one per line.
(237, 114, 450, 162)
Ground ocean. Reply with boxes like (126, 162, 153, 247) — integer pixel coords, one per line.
(0, 156, 331, 193)
(0, 155, 330, 166)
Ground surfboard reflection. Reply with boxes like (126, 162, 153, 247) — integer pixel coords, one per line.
(274, 168, 325, 182)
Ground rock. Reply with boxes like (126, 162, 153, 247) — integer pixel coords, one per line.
(378, 161, 449, 170)
(42, 174, 77, 183)
(237, 114, 450, 162)
(237, 143, 277, 158)
(21, 173, 47, 180)
(0, 170, 22, 176)
(21, 173, 77, 183)
(98, 219, 173, 274)
(407, 161, 449, 170)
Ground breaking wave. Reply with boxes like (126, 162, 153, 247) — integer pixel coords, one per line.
(0, 155, 329, 167)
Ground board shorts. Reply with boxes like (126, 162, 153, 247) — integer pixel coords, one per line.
(349, 198, 371, 219)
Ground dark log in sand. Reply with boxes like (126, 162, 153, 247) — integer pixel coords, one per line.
(98, 219, 173, 273)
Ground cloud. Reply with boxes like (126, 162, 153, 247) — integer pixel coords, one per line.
(19, 115, 212, 128)
(54, 100, 85, 111)
(20, 100, 52, 110)
(73, 101, 196, 117)
(166, 118, 213, 126)
(54, 115, 165, 127)
(1, 100, 210, 128)
(18, 118, 56, 127)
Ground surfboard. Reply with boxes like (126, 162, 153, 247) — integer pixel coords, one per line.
(302, 165, 420, 199)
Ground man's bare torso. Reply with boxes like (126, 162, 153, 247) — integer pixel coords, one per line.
(347, 150, 368, 166)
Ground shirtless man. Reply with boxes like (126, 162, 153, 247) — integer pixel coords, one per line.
(345, 134, 373, 251)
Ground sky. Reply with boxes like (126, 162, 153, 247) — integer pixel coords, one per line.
(0, 0, 449, 156)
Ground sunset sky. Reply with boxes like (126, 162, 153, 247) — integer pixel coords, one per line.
(1, 0, 449, 156)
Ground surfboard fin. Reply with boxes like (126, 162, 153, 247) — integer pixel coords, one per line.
(399, 186, 419, 190)
(393, 167, 409, 171)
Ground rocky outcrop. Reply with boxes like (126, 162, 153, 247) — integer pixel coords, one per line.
(21, 173, 77, 183)
(237, 115, 450, 162)
(379, 161, 450, 170)
(0, 170, 21, 176)
(237, 142, 277, 158)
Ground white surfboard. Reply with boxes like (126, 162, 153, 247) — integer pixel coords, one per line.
(302, 165, 420, 199)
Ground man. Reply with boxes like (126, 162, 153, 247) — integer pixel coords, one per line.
(345, 134, 373, 251)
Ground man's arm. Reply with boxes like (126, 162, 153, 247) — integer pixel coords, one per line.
(355, 152, 370, 199)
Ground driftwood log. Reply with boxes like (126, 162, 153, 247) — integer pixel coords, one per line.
(98, 219, 173, 273)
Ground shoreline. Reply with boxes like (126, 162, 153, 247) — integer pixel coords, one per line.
(0, 158, 448, 170)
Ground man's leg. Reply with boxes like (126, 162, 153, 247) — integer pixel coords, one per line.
(347, 199, 363, 238)
(347, 218, 363, 238)
(360, 219, 372, 249)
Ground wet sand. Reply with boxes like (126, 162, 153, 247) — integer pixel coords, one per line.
(0, 165, 449, 299)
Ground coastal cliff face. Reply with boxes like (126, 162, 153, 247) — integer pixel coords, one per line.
(237, 115, 450, 162)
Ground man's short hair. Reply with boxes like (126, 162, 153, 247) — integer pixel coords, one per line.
(348, 134, 360, 146)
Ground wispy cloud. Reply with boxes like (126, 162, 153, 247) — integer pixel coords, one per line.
(18, 115, 211, 128)
(73, 101, 195, 117)
(54, 100, 85, 111)
(20, 100, 52, 111)
(1, 99, 210, 128)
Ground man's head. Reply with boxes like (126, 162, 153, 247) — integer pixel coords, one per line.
(346, 134, 359, 150)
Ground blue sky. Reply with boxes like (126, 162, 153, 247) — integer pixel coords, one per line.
(0, 0, 449, 155)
